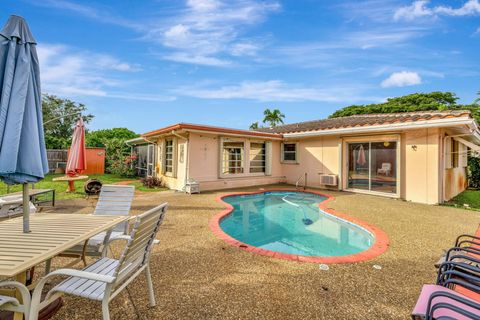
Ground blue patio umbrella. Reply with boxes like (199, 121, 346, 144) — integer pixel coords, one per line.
(0, 15, 48, 232)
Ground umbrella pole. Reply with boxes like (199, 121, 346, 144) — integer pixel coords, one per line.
(22, 183, 30, 233)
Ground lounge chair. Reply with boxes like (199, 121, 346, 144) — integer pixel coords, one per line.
(30, 202, 168, 320)
(0, 281, 31, 319)
(61, 185, 135, 265)
(0, 194, 36, 219)
(412, 260, 480, 319)
(436, 234, 480, 268)
(377, 163, 391, 176)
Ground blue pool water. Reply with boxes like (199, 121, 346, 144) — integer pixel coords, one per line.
(220, 192, 374, 257)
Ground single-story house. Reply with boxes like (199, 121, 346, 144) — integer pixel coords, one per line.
(126, 110, 480, 204)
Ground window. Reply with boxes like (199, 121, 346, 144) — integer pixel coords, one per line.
(222, 141, 244, 174)
(451, 139, 459, 168)
(282, 143, 297, 162)
(249, 142, 266, 173)
(165, 140, 173, 173)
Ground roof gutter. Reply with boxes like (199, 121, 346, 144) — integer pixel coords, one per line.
(283, 117, 476, 139)
(184, 128, 284, 140)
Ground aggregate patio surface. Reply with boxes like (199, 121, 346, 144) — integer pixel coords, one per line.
(40, 184, 480, 320)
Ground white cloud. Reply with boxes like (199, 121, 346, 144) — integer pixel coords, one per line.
(394, 0, 480, 21)
(381, 71, 422, 88)
(31, 0, 143, 30)
(162, 53, 232, 67)
(147, 0, 280, 66)
(37, 43, 174, 101)
(174, 80, 383, 103)
(394, 1, 433, 21)
(435, 0, 480, 16)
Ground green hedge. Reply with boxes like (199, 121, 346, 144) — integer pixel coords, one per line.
(468, 156, 480, 189)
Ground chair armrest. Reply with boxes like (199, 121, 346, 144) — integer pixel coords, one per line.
(102, 235, 132, 257)
(437, 265, 480, 293)
(31, 268, 116, 313)
(455, 234, 480, 246)
(0, 281, 31, 305)
(457, 239, 480, 248)
(426, 290, 480, 319)
(447, 253, 480, 265)
(41, 268, 115, 284)
(445, 248, 480, 263)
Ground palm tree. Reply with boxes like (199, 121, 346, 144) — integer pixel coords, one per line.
(475, 90, 480, 104)
(249, 122, 259, 130)
(262, 108, 285, 127)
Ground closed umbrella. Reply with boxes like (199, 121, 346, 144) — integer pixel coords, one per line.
(357, 144, 367, 166)
(66, 118, 86, 177)
(0, 15, 48, 233)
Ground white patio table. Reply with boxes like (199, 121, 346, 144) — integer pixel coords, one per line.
(0, 213, 128, 320)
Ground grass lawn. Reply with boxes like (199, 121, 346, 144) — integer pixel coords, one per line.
(0, 173, 167, 201)
(445, 189, 480, 210)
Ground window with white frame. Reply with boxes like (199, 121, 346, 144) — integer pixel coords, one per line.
(165, 139, 174, 173)
(249, 142, 266, 173)
(221, 140, 245, 174)
(282, 143, 297, 162)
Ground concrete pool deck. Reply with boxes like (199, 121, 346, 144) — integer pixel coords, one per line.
(44, 184, 480, 319)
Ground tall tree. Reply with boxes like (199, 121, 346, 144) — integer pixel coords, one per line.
(262, 108, 285, 127)
(329, 92, 480, 124)
(42, 94, 94, 149)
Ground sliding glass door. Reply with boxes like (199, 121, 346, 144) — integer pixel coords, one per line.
(347, 141, 397, 194)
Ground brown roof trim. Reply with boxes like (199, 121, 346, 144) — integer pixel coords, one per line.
(256, 110, 474, 134)
(142, 123, 283, 139)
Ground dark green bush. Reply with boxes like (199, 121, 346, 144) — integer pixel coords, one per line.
(468, 156, 480, 189)
(141, 176, 164, 189)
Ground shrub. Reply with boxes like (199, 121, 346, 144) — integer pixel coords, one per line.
(141, 176, 164, 189)
(468, 156, 480, 189)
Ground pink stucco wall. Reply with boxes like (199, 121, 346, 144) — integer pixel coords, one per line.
(186, 132, 285, 191)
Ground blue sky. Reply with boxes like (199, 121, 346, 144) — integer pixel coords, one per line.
(1, 0, 479, 133)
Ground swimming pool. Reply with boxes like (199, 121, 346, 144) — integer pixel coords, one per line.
(217, 191, 376, 259)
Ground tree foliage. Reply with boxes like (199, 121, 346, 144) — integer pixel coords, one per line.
(330, 92, 480, 124)
(85, 128, 138, 148)
(42, 94, 94, 149)
(249, 122, 259, 130)
(262, 108, 285, 127)
(468, 156, 480, 189)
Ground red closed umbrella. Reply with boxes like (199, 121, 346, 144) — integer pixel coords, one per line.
(66, 118, 86, 177)
(357, 144, 367, 166)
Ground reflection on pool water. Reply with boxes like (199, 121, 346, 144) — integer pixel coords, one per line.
(220, 191, 374, 257)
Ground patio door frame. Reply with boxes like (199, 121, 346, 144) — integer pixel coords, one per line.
(146, 144, 156, 177)
(343, 134, 401, 198)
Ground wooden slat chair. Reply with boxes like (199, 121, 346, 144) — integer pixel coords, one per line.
(30, 203, 168, 320)
(62, 185, 135, 265)
(0, 281, 31, 319)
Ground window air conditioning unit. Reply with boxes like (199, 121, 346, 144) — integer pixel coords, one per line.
(319, 174, 338, 186)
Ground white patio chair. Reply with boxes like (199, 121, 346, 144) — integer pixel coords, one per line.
(30, 203, 168, 320)
(377, 163, 391, 176)
(61, 185, 135, 265)
(0, 281, 31, 319)
(0, 194, 36, 219)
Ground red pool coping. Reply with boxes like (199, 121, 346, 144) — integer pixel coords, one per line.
(209, 189, 389, 264)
